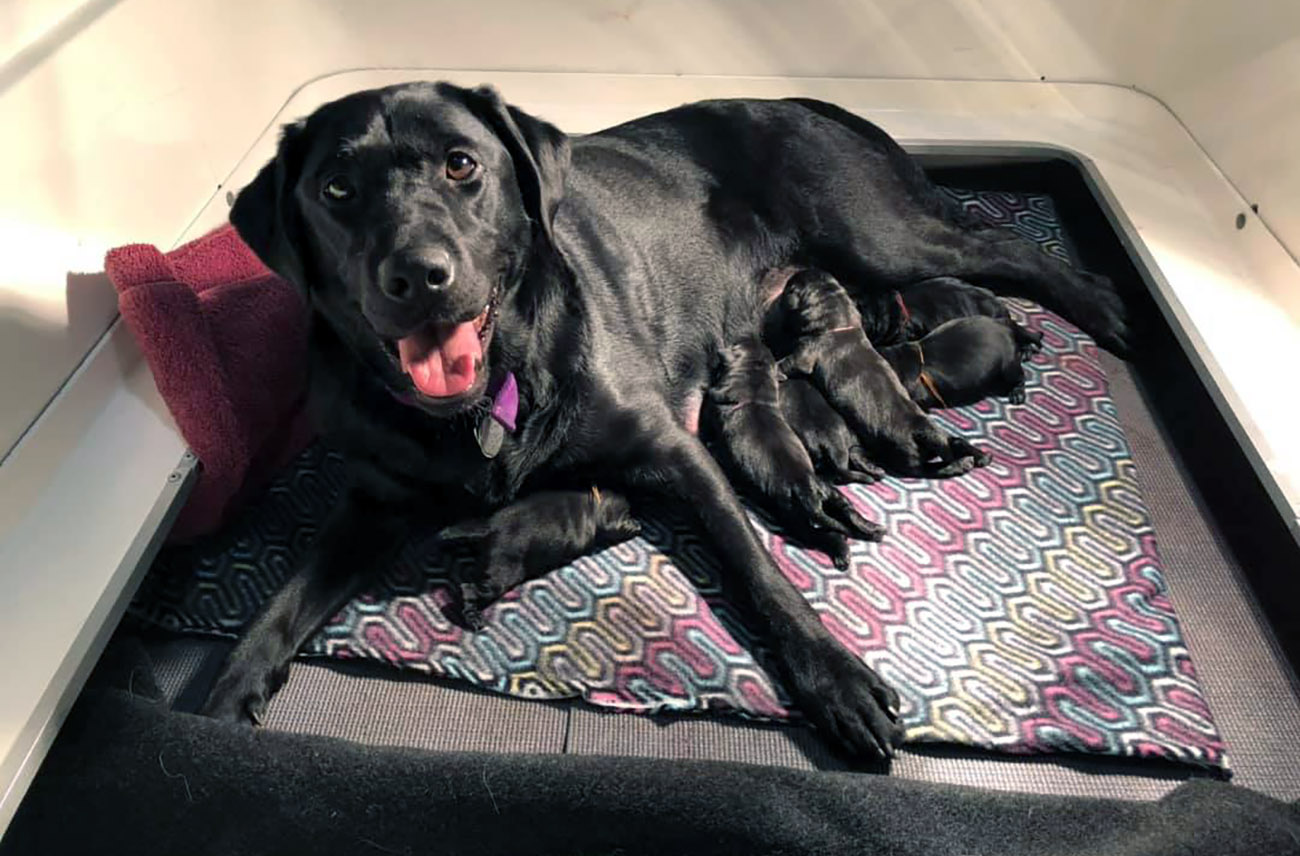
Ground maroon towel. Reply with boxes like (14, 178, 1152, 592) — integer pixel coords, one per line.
(106, 224, 313, 540)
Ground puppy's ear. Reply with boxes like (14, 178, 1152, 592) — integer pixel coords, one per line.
(230, 120, 309, 285)
(457, 84, 571, 247)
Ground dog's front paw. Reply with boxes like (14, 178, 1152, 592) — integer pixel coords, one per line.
(199, 660, 287, 725)
(787, 640, 903, 762)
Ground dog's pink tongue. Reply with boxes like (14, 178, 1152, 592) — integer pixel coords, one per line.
(397, 322, 481, 398)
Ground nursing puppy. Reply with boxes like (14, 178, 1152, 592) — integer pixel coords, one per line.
(703, 337, 884, 567)
(440, 488, 641, 629)
(780, 377, 886, 485)
(775, 270, 991, 475)
(858, 276, 1019, 346)
(880, 316, 1040, 409)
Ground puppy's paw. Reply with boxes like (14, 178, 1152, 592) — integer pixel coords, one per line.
(846, 449, 886, 484)
(951, 437, 991, 468)
(787, 640, 903, 763)
(924, 437, 989, 478)
(459, 581, 502, 631)
(825, 492, 885, 543)
(199, 660, 288, 725)
(608, 518, 643, 542)
(1016, 330, 1044, 361)
(1008, 384, 1026, 405)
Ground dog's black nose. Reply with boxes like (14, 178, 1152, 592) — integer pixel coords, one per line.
(379, 247, 455, 301)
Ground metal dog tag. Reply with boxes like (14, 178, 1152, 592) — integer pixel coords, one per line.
(476, 414, 505, 458)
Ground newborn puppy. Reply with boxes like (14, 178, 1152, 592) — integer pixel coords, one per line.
(702, 336, 884, 567)
(880, 316, 1040, 409)
(774, 270, 990, 476)
(440, 488, 642, 629)
(857, 276, 1019, 346)
(780, 377, 886, 485)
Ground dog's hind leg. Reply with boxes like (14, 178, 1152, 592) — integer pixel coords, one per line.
(823, 220, 1128, 354)
(199, 488, 405, 724)
(781, 99, 1130, 352)
(626, 411, 902, 762)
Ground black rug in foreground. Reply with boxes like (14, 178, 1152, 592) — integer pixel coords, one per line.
(2, 641, 1296, 856)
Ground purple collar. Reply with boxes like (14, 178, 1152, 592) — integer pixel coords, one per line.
(487, 371, 519, 432)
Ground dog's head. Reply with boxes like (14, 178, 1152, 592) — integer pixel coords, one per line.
(779, 269, 861, 336)
(230, 81, 569, 416)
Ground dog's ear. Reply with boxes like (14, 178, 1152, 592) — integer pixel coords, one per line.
(230, 120, 309, 285)
(457, 84, 571, 247)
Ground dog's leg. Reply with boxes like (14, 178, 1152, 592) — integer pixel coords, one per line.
(199, 489, 404, 724)
(844, 447, 887, 484)
(813, 483, 885, 543)
(836, 227, 1128, 354)
(629, 417, 902, 762)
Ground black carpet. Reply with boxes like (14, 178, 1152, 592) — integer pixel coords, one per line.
(4, 641, 1298, 856)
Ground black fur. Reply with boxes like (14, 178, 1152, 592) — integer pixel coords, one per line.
(780, 377, 885, 485)
(881, 317, 1041, 409)
(701, 338, 884, 567)
(205, 81, 1128, 761)
(440, 488, 641, 629)
(858, 276, 1011, 345)
(775, 270, 992, 475)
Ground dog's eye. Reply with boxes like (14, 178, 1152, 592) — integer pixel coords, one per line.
(321, 176, 356, 202)
(446, 151, 477, 181)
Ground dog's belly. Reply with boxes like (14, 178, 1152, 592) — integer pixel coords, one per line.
(678, 387, 704, 435)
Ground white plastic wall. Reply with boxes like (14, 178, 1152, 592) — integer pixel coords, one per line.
(2, 0, 1297, 459)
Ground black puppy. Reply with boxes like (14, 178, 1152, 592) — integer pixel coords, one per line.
(206, 82, 1129, 761)
(775, 270, 991, 475)
(780, 377, 886, 485)
(858, 276, 1017, 346)
(880, 317, 1040, 409)
(440, 488, 641, 629)
(702, 338, 884, 567)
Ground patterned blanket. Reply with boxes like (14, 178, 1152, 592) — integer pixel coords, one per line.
(133, 188, 1227, 771)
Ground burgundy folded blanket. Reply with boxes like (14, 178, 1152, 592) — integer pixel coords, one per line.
(106, 224, 313, 540)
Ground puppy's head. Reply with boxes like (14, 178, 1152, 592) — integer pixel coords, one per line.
(779, 270, 861, 337)
(230, 82, 570, 417)
(710, 339, 780, 407)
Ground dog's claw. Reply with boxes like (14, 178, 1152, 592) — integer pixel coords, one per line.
(199, 666, 280, 726)
(789, 640, 903, 764)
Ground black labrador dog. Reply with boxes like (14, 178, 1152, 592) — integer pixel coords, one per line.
(780, 377, 886, 486)
(775, 270, 993, 475)
(701, 336, 884, 567)
(440, 487, 641, 630)
(201, 81, 1128, 761)
(880, 317, 1042, 409)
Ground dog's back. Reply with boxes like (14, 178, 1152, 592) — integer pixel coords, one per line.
(900, 317, 1027, 408)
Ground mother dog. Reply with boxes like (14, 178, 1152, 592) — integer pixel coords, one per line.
(201, 82, 1129, 761)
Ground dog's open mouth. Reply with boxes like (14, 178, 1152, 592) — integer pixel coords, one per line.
(391, 287, 500, 399)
